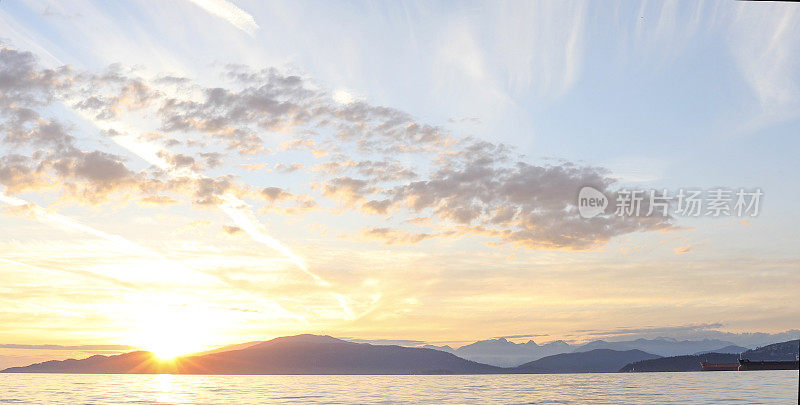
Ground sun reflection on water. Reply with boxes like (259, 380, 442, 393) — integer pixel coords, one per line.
(155, 374, 177, 404)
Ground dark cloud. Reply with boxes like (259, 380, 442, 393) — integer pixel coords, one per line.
(155, 70, 318, 154)
(200, 152, 224, 168)
(51, 150, 133, 184)
(353, 159, 417, 182)
(222, 225, 243, 235)
(273, 162, 304, 173)
(193, 176, 234, 205)
(2, 117, 74, 151)
(68, 64, 161, 120)
(315, 158, 417, 183)
(0, 148, 140, 203)
(260, 186, 291, 202)
(157, 150, 199, 171)
(150, 64, 451, 156)
(0, 46, 73, 107)
(361, 199, 392, 215)
(382, 142, 671, 249)
(0, 154, 48, 193)
(319, 176, 373, 205)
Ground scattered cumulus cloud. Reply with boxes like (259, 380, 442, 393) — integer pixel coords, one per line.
(0, 45, 672, 250)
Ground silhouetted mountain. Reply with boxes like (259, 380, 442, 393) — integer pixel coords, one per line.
(620, 339, 800, 372)
(574, 338, 738, 357)
(426, 338, 572, 367)
(5, 335, 795, 375)
(511, 349, 660, 373)
(1, 351, 164, 374)
(2, 334, 503, 375)
(692, 345, 747, 355)
(743, 339, 799, 361)
(620, 353, 739, 372)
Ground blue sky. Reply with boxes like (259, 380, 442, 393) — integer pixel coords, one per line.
(0, 0, 798, 367)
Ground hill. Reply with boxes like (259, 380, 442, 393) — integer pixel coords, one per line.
(744, 339, 799, 361)
(0, 351, 165, 374)
(511, 349, 660, 373)
(620, 353, 739, 373)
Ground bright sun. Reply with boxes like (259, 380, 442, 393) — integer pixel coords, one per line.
(149, 340, 190, 361)
(124, 294, 226, 361)
(132, 322, 208, 361)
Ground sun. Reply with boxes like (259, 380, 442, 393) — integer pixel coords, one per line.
(132, 316, 216, 361)
(123, 294, 226, 361)
(149, 340, 190, 361)
(131, 323, 208, 361)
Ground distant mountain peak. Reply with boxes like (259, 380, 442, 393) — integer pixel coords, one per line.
(246, 334, 350, 351)
(269, 334, 346, 344)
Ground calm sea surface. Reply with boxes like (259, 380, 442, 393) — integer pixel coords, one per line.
(0, 371, 797, 404)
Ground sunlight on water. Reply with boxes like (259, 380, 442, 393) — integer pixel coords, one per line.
(0, 371, 797, 404)
(154, 374, 176, 404)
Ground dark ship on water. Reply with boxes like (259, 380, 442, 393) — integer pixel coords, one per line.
(737, 358, 799, 371)
(700, 358, 798, 371)
(700, 361, 739, 371)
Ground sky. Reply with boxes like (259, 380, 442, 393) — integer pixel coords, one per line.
(0, 0, 799, 367)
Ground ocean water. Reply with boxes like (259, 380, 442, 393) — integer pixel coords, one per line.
(0, 371, 797, 404)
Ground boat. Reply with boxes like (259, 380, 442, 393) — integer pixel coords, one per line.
(738, 359, 799, 371)
(700, 361, 739, 371)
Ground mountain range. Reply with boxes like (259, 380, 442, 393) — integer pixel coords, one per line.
(420, 337, 745, 366)
(3, 335, 797, 375)
(422, 338, 571, 367)
(3, 334, 654, 375)
(1, 335, 503, 375)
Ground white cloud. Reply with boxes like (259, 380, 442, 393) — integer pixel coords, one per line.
(185, 0, 259, 36)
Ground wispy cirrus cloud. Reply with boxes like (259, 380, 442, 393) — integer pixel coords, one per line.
(492, 334, 550, 340)
(574, 322, 725, 337)
(184, 0, 259, 36)
(0, 343, 134, 351)
(727, 3, 800, 134)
